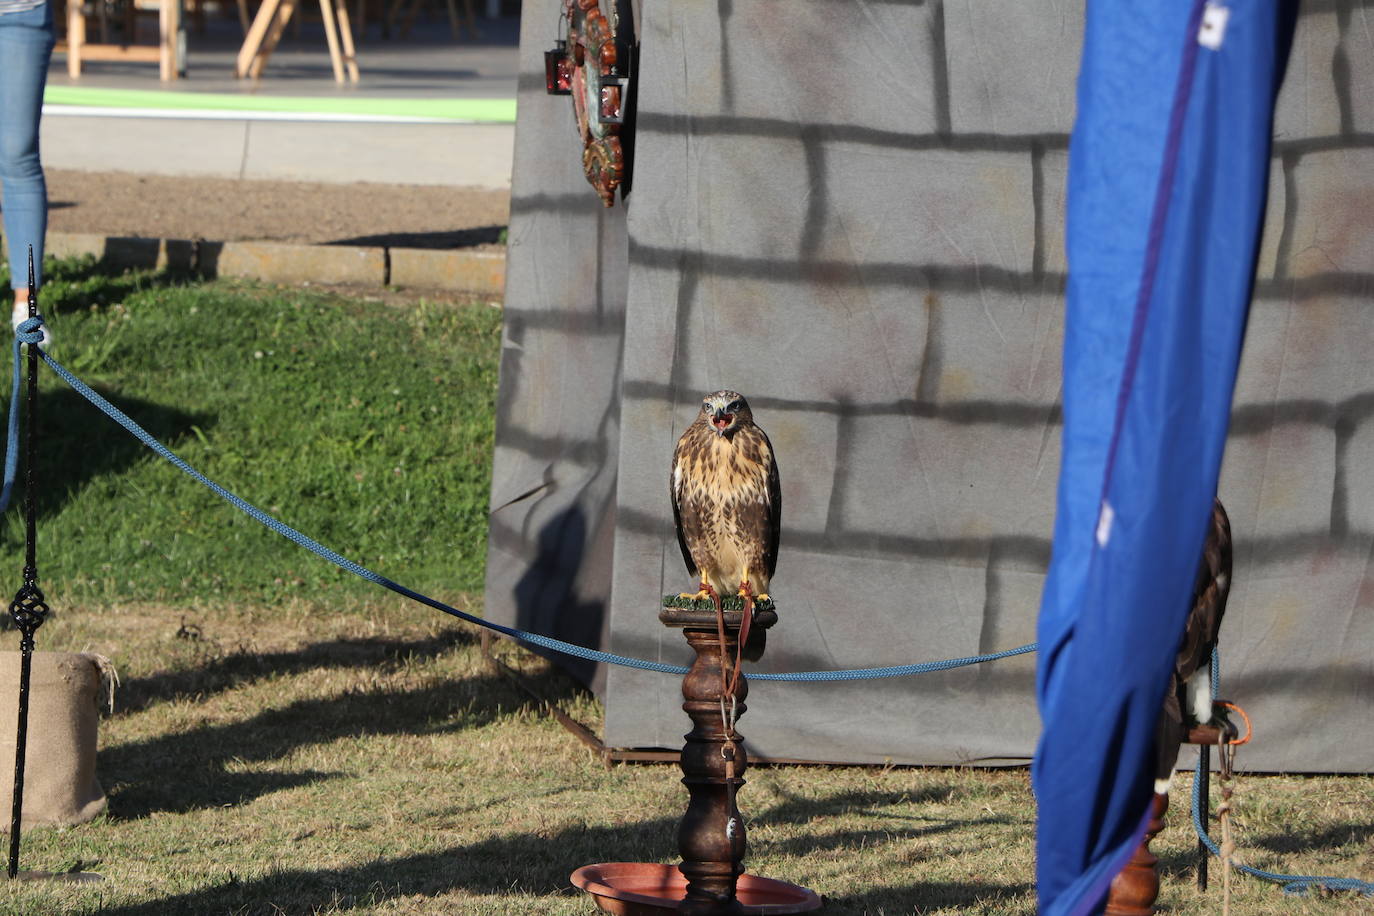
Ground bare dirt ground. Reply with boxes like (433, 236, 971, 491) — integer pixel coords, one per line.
(46, 169, 511, 251)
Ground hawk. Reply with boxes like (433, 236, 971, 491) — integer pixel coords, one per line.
(1155, 497, 1233, 791)
(671, 390, 781, 604)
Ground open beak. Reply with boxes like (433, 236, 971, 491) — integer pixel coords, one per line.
(712, 410, 734, 435)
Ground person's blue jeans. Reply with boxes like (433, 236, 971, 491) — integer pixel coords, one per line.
(0, 3, 52, 292)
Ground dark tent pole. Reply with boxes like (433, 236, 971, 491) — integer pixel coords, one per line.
(7, 248, 47, 879)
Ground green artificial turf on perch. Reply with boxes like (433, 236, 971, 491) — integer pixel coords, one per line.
(662, 594, 776, 613)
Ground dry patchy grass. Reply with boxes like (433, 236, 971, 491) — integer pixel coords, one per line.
(1, 601, 1369, 915)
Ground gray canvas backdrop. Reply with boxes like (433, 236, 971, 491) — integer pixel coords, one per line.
(487, 0, 1374, 772)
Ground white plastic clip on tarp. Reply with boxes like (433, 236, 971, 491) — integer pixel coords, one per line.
(1199, 3, 1230, 50)
(1096, 501, 1115, 548)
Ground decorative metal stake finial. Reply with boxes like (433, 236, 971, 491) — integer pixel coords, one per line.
(7, 246, 47, 879)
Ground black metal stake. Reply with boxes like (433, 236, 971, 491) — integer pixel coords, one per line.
(7, 249, 48, 879)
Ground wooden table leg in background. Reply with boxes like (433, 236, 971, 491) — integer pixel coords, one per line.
(236, 0, 357, 83)
(234, 0, 280, 76)
(158, 0, 181, 81)
(66, 1, 85, 78)
(332, 0, 360, 81)
(65, 0, 181, 81)
(317, 0, 346, 82)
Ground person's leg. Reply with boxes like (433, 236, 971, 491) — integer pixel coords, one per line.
(0, 2, 54, 325)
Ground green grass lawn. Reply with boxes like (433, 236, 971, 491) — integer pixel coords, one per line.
(0, 260, 1369, 915)
(2, 257, 500, 612)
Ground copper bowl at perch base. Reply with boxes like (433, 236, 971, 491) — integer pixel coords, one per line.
(571, 862, 822, 914)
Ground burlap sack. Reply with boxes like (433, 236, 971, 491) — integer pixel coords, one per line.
(0, 651, 111, 829)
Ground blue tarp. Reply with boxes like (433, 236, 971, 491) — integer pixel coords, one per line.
(1033, 1, 1296, 913)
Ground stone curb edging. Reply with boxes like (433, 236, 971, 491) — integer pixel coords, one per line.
(44, 232, 507, 298)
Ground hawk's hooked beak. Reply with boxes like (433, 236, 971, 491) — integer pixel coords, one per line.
(711, 409, 734, 435)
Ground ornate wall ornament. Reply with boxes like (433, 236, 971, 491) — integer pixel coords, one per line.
(546, 0, 628, 206)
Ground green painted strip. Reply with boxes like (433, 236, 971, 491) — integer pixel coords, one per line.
(44, 86, 516, 122)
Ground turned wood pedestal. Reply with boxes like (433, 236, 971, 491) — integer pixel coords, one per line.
(659, 603, 777, 915)
(1104, 720, 1237, 915)
(570, 601, 818, 915)
(1104, 792, 1169, 916)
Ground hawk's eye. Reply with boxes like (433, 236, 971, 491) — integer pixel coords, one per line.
(703, 402, 712, 412)
(728, 400, 742, 412)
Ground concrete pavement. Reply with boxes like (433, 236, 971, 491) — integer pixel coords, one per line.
(42, 115, 515, 188)
(38, 13, 520, 293)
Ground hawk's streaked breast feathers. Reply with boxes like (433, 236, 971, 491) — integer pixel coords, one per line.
(670, 390, 781, 601)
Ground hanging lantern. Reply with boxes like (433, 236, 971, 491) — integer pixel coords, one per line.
(544, 40, 572, 94)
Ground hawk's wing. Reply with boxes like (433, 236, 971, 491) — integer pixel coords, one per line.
(670, 435, 698, 578)
(763, 432, 781, 581)
(1156, 497, 1232, 779)
(1175, 498, 1232, 683)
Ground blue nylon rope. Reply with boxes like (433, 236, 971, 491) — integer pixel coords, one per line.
(20, 317, 1034, 682)
(750, 641, 1037, 681)
(29, 330, 684, 676)
(1190, 645, 1374, 898)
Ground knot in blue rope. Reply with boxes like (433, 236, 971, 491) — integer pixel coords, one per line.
(1190, 682, 1374, 899)
(0, 314, 44, 512)
(13, 315, 43, 346)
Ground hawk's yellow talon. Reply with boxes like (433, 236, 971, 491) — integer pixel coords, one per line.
(737, 568, 753, 598)
(679, 589, 713, 601)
